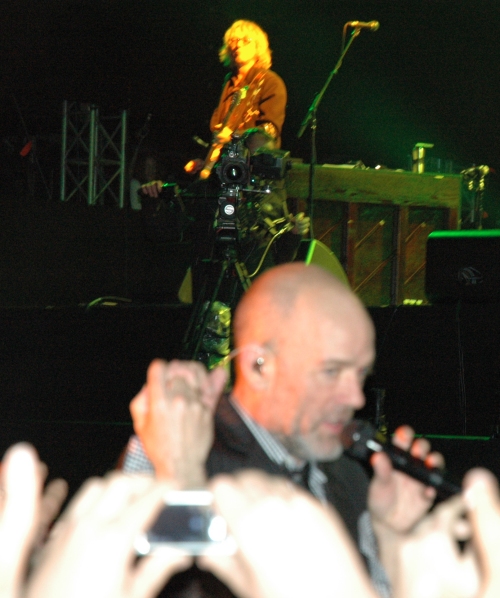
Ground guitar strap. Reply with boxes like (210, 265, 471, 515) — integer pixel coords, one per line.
(227, 70, 266, 133)
(200, 71, 266, 179)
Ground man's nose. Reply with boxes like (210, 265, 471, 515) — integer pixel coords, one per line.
(338, 371, 366, 410)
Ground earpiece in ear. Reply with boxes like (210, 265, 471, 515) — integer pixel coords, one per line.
(255, 356, 265, 372)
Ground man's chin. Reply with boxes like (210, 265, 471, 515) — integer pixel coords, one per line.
(310, 443, 344, 462)
(282, 435, 344, 462)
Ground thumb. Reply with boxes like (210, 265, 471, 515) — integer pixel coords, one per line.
(370, 451, 394, 484)
(463, 468, 500, 570)
(130, 386, 149, 431)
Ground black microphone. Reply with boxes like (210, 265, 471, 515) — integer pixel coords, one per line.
(341, 420, 461, 498)
(347, 20, 380, 31)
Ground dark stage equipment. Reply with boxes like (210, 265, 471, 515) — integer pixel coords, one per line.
(426, 230, 500, 303)
(293, 238, 349, 286)
(286, 163, 461, 306)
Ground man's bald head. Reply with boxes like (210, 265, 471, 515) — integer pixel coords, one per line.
(232, 263, 375, 461)
(233, 262, 365, 351)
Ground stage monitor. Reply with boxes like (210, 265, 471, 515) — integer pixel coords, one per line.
(294, 239, 349, 287)
(425, 230, 500, 303)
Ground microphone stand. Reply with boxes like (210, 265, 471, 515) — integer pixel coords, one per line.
(297, 26, 362, 238)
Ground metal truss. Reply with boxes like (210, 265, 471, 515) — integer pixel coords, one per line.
(60, 101, 127, 207)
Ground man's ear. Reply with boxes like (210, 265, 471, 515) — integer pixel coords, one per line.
(238, 346, 275, 390)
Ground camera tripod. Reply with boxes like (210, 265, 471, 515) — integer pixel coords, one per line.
(180, 241, 252, 363)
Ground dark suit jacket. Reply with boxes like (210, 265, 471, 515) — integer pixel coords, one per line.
(206, 394, 370, 545)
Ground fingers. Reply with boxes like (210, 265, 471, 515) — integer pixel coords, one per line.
(396, 494, 480, 598)
(202, 470, 377, 598)
(369, 450, 394, 483)
(50, 473, 167, 551)
(34, 478, 69, 547)
(184, 159, 203, 174)
(133, 358, 220, 486)
(0, 444, 43, 594)
(392, 425, 445, 469)
(209, 470, 297, 520)
(57, 476, 109, 522)
(37, 461, 49, 484)
(368, 427, 443, 532)
(198, 472, 296, 597)
(421, 494, 469, 539)
(291, 212, 310, 236)
(130, 385, 148, 434)
(26, 473, 191, 598)
(148, 359, 207, 403)
(1, 443, 42, 529)
(146, 358, 223, 413)
(392, 425, 415, 451)
(463, 468, 500, 567)
(140, 181, 164, 198)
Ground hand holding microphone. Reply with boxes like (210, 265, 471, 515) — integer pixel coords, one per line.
(341, 420, 461, 498)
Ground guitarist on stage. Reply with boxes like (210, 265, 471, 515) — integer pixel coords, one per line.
(141, 19, 309, 273)
(186, 19, 287, 176)
(189, 20, 309, 269)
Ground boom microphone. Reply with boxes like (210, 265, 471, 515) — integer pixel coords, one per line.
(347, 20, 380, 31)
(341, 420, 461, 498)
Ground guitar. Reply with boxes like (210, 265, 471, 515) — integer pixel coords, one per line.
(199, 72, 265, 180)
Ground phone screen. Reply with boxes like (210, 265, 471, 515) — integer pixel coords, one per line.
(134, 490, 235, 556)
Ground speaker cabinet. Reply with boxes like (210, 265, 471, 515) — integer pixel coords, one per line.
(426, 230, 500, 303)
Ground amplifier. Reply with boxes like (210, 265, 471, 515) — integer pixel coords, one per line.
(425, 230, 500, 302)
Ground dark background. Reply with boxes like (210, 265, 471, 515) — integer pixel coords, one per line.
(2, 0, 500, 184)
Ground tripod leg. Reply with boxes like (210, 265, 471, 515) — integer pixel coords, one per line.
(184, 258, 230, 360)
(181, 263, 210, 356)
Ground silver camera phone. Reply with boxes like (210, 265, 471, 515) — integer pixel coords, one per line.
(134, 489, 236, 556)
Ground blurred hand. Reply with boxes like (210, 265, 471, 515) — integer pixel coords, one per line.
(393, 494, 479, 598)
(463, 468, 500, 598)
(367, 426, 446, 588)
(139, 180, 164, 198)
(26, 473, 193, 598)
(291, 212, 310, 236)
(368, 425, 445, 533)
(184, 159, 204, 174)
(0, 443, 43, 598)
(214, 126, 233, 145)
(198, 470, 377, 598)
(30, 476, 68, 568)
(130, 359, 228, 487)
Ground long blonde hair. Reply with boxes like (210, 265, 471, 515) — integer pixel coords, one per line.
(219, 20, 272, 70)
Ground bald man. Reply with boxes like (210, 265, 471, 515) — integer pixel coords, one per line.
(123, 263, 442, 596)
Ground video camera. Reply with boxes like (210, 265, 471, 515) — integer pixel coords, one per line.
(213, 134, 291, 243)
